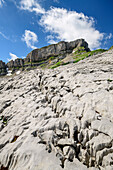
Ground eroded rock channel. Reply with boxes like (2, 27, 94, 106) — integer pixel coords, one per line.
(0, 49, 113, 170)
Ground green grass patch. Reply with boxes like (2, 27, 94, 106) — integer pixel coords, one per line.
(62, 62, 69, 65)
(73, 49, 107, 63)
(15, 67, 20, 70)
(73, 56, 87, 63)
(73, 52, 90, 61)
(49, 56, 57, 60)
(73, 47, 87, 55)
(50, 61, 62, 69)
(50, 49, 107, 68)
(50, 61, 70, 69)
(90, 49, 106, 55)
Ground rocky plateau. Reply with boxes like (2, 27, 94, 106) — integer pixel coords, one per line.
(0, 42, 113, 170)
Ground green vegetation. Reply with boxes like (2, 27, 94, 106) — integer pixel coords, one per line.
(24, 56, 58, 66)
(73, 49, 106, 63)
(50, 61, 62, 69)
(49, 48, 107, 69)
(107, 79, 113, 82)
(10, 47, 108, 72)
(25, 66, 37, 70)
(50, 61, 70, 69)
(24, 60, 45, 65)
(74, 49, 106, 58)
(62, 62, 69, 65)
(3, 120, 7, 125)
(15, 67, 20, 70)
(0, 116, 3, 120)
(0, 116, 8, 125)
(73, 46, 87, 55)
(73, 51, 90, 63)
(90, 49, 106, 54)
(39, 63, 47, 69)
(49, 56, 57, 60)
(109, 46, 113, 50)
(73, 56, 86, 63)
(11, 67, 20, 71)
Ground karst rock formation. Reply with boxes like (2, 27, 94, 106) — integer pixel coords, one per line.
(0, 41, 113, 170)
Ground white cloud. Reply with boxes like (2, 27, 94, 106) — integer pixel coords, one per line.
(22, 30, 38, 49)
(105, 33, 112, 40)
(19, 0, 45, 14)
(16, 1, 109, 49)
(46, 35, 58, 44)
(104, 33, 113, 45)
(8, 53, 18, 61)
(0, 0, 5, 7)
(40, 7, 104, 49)
(48, 39, 58, 44)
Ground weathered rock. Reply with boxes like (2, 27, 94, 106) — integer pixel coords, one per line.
(24, 39, 90, 63)
(57, 138, 75, 146)
(7, 58, 24, 69)
(63, 146, 75, 161)
(0, 49, 113, 169)
(64, 159, 88, 170)
(6, 60, 14, 68)
(0, 60, 6, 69)
(6, 39, 90, 70)
(0, 60, 7, 76)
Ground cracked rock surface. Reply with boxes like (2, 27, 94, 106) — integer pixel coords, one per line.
(0, 50, 113, 170)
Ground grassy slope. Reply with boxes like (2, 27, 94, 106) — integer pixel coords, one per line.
(9, 48, 107, 71)
(50, 48, 106, 69)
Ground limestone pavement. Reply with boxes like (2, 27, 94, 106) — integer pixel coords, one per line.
(0, 49, 113, 170)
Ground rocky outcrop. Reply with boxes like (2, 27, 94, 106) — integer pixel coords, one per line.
(24, 39, 90, 63)
(0, 49, 113, 169)
(7, 58, 24, 69)
(3, 39, 90, 71)
(0, 60, 7, 76)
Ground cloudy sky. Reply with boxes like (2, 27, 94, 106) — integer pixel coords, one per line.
(0, 0, 113, 62)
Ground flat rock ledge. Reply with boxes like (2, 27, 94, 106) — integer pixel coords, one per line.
(0, 49, 113, 170)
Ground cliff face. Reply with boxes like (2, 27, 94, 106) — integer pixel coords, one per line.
(0, 49, 113, 170)
(6, 39, 90, 69)
(0, 60, 7, 76)
(25, 39, 90, 63)
(7, 59, 24, 68)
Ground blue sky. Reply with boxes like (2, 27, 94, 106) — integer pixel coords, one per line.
(0, 0, 113, 63)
